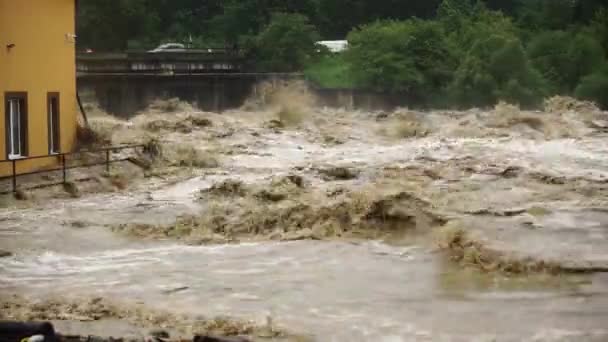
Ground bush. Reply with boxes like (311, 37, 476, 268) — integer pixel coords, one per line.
(442, 5, 519, 59)
(516, 0, 576, 31)
(304, 54, 357, 89)
(251, 13, 320, 72)
(346, 19, 455, 103)
(592, 8, 608, 57)
(528, 31, 604, 93)
(575, 64, 608, 109)
(448, 35, 547, 108)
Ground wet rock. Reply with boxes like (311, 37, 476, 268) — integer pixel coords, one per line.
(0, 250, 12, 258)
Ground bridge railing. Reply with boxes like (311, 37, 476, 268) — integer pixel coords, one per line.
(77, 50, 244, 74)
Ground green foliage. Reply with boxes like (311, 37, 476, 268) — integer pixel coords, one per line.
(305, 55, 358, 89)
(449, 35, 547, 108)
(591, 7, 608, 57)
(575, 64, 608, 109)
(516, 0, 576, 30)
(528, 31, 605, 93)
(75, 0, 608, 109)
(207, 0, 262, 44)
(437, 0, 479, 32)
(78, 0, 161, 51)
(442, 6, 520, 59)
(346, 19, 455, 102)
(251, 13, 320, 72)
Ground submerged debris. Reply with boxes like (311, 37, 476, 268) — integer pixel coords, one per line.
(200, 179, 248, 197)
(434, 223, 597, 275)
(115, 183, 445, 243)
(169, 147, 220, 169)
(63, 182, 81, 198)
(544, 96, 600, 113)
(0, 296, 289, 339)
(317, 166, 360, 181)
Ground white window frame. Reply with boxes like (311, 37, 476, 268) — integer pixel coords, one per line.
(8, 98, 24, 160)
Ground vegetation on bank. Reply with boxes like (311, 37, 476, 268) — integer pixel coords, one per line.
(78, 0, 608, 108)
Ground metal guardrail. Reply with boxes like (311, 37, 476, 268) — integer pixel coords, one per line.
(0, 144, 145, 194)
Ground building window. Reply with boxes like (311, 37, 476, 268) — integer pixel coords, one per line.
(4, 92, 28, 159)
(48, 92, 61, 154)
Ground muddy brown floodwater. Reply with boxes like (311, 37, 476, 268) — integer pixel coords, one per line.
(2, 93, 608, 341)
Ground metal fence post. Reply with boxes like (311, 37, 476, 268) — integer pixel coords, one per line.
(12, 159, 16, 194)
(105, 150, 110, 173)
(62, 155, 67, 184)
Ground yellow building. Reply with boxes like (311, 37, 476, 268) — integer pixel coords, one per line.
(0, 0, 78, 177)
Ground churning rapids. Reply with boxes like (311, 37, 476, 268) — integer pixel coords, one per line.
(2, 93, 608, 341)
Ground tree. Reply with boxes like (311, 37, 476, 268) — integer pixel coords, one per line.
(528, 31, 604, 93)
(516, 0, 577, 30)
(437, 0, 478, 32)
(575, 63, 608, 109)
(346, 19, 456, 103)
(250, 13, 320, 72)
(591, 7, 608, 57)
(449, 35, 547, 107)
(78, 0, 161, 51)
(441, 4, 519, 59)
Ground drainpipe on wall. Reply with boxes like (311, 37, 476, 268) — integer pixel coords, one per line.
(76, 91, 89, 126)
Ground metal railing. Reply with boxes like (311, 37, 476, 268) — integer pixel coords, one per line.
(0, 144, 145, 194)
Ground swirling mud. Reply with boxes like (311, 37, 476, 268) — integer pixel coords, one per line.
(1, 91, 608, 341)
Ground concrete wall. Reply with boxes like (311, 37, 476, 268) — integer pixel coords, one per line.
(79, 75, 410, 118)
(78, 75, 261, 118)
(0, 0, 77, 177)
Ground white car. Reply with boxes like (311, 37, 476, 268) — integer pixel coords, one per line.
(148, 43, 187, 53)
